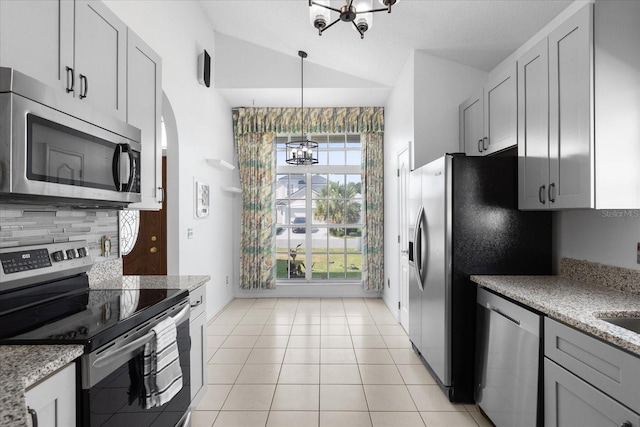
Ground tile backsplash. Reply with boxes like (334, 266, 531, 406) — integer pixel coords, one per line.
(0, 204, 120, 259)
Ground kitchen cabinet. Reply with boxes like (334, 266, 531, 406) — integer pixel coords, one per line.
(518, 2, 640, 210)
(0, 0, 127, 121)
(459, 64, 517, 156)
(544, 317, 640, 427)
(25, 362, 76, 427)
(189, 285, 207, 407)
(545, 358, 640, 427)
(126, 29, 164, 210)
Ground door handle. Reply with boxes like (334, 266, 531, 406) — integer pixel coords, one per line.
(150, 247, 158, 253)
(65, 66, 74, 93)
(538, 185, 546, 205)
(79, 74, 88, 99)
(27, 407, 38, 427)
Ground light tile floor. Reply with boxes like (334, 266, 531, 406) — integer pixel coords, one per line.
(193, 298, 493, 427)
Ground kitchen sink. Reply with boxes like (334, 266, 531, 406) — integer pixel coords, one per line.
(600, 317, 640, 334)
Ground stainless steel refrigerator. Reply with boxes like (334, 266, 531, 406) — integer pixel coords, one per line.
(408, 153, 551, 403)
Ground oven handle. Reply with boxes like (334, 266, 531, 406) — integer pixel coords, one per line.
(92, 304, 189, 369)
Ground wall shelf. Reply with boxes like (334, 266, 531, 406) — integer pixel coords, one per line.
(206, 158, 235, 170)
(221, 186, 242, 194)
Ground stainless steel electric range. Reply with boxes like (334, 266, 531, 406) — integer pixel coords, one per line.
(0, 241, 191, 427)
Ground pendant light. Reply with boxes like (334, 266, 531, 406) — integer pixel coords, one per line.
(286, 50, 318, 165)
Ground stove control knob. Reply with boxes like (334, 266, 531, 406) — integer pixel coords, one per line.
(51, 251, 65, 262)
(77, 247, 88, 258)
(66, 249, 77, 259)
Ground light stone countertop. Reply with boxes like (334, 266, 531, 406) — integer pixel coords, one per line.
(90, 274, 211, 292)
(0, 345, 83, 427)
(471, 274, 640, 356)
(0, 274, 210, 427)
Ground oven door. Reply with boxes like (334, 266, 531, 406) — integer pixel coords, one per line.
(80, 301, 191, 427)
(0, 91, 141, 206)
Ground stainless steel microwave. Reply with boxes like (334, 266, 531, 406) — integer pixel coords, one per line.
(0, 68, 142, 207)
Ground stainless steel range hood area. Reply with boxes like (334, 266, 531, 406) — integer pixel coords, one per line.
(0, 67, 142, 208)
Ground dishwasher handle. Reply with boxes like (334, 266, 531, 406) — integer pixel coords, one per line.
(477, 288, 541, 337)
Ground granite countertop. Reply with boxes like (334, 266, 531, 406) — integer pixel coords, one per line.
(0, 345, 83, 427)
(90, 274, 211, 292)
(471, 274, 640, 356)
(0, 273, 210, 427)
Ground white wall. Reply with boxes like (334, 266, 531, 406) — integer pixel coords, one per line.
(554, 210, 640, 271)
(382, 52, 415, 319)
(104, 0, 237, 319)
(412, 51, 487, 168)
(382, 52, 486, 320)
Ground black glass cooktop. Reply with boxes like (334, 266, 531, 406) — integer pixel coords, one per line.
(0, 275, 188, 352)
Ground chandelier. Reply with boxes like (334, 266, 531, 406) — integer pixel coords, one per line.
(286, 50, 319, 166)
(309, 0, 400, 39)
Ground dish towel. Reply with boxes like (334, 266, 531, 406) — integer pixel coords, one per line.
(142, 316, 183, 408)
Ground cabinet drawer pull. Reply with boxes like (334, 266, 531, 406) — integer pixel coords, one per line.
(539, 185, 546, 204)
(27, 407, 38, 427)
(65, 66, 74, 93)
(548, 182, 556, 203)
(478, 139, 483, 153)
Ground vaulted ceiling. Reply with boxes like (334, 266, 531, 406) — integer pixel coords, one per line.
(199, 0, 573, 106)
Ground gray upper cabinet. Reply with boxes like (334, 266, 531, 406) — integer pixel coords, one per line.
(459, 91, 483, 155)
(459, 65, 517, 156)
(0, 0, 74, 94)
(74, 0, 128, 121)
(518, 1, 640, 210)
(126, 29, 163, 210)
(0, 0, 127, 121)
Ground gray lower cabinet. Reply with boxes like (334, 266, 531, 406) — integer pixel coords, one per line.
(25, 363, 76, 427)
(545, 318, 640, 427)
(189, 285, 207, 407)
(545, 359, 640, 427)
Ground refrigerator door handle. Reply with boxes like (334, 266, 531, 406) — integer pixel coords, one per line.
(413, 206, 425, 291)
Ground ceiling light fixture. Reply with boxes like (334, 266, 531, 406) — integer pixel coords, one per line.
(286, 50, 318, 166)
(309, 0, 399, 39)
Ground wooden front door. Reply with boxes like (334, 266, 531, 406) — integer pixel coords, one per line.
(123, 156, 167, 275)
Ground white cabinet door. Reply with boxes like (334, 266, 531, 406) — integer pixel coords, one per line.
(483, 64, 517, 155)
(126, 29, 163, 210)
(0, 0, 74, 93)
(459, 91, 484, 156)
(25, 363, 76, 427)
(189, 286, 207, 406)
(518, 39, 550, 210)
(74, 0, 127, 121)
(549, 4, 593, 209)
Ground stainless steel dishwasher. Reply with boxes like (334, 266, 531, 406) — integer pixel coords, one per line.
(475, 288, 542, 427)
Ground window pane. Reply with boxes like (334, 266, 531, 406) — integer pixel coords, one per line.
(346, 151, 361, 166)
(276, 151, 287, 165)
(346, 134, 360, 148)
(317, 151, 329, 166)
(328, 134, 345, 147)
(328, 151, 345, 166)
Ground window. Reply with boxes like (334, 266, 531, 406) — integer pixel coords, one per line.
(275, 134, 363, 283)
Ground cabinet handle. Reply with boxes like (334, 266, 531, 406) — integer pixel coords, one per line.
(27, 407, 38, 427)
(548, 183, 556, 203)
(158, 187, 165, 204)
(478, 139, 483, 153)
(483, 137, 488, 150)
(79, 74, 88, 99)
(620, 422, 632, 427)
(65, 66, 74, 93)
(539, 185, 546, 205)
(190, 298, 203, 308)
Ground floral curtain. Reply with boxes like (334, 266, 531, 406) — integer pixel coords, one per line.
(233, 107, 384, 291)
